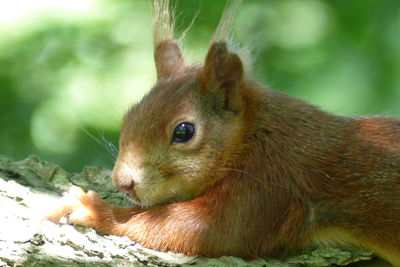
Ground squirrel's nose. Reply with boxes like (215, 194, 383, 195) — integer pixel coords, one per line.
(112, 159, 144, 201)
(118, 180, 141, 202)
(118, 180, 135, 195)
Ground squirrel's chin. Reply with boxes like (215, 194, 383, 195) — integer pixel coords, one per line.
(126, 193, 145, 206)
(127, 193, 162, 207)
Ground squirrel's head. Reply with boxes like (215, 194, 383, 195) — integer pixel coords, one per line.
(112, 0, 245, 206)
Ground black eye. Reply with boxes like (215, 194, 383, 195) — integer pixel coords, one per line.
(172, 122, 195, 144)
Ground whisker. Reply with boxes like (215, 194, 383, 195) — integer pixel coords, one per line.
(99, 131, 119, 158)
(219, 167, 264, 185)
(160, 165, 288, 192)
(220, 167, 293, 192)
(77, 124, 118, 160)
(168, 186, 177, 195)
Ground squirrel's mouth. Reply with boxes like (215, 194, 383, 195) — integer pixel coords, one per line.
(126, 189, 141, 205)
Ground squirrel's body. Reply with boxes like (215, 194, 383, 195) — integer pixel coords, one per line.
(48, 1, 400, 265)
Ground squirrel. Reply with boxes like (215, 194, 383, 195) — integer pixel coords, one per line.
(47, 0, 400, 265)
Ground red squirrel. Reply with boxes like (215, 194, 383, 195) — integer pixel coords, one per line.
(47, 0, 400, 265)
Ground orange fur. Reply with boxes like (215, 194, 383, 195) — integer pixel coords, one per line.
(47, 0, 400, 265)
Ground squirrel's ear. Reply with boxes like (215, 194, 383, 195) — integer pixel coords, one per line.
(199, 42, 244, 112)
(154, 40, 185, 79)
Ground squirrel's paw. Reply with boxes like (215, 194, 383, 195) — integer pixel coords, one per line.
(45, 186, 108, 228)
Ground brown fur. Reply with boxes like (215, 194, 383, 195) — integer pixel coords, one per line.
(47, 0, 400, 265)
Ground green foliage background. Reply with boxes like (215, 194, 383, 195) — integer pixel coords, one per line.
(1, 0, 399, 172)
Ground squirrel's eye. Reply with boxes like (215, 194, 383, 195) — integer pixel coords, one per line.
(172, 122, 195, 144)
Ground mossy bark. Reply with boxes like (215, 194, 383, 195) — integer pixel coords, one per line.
(0, 155, 385, 267)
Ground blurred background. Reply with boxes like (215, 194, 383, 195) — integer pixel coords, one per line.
(0, 0, 399, 173)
